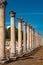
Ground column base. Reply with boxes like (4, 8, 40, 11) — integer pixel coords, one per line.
(27, 48, 31, 52)
(29, 47, 34, 51)
(10, 56, 18, 61)
(18, 53, 24, 58)
(18, 47, 23, 56)
(10, 53, 18, 60)
(10, 53, 16, 57)
(23, 50, 27, 54)
(0, 59, 9, 64)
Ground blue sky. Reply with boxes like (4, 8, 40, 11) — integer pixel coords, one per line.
(6, 0, 43, 35)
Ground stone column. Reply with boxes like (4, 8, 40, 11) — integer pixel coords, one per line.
(27, 24, 30, 52)
(9, 11, 16, 57)
(35, 32, 39, 48)
(18, 18, 22, 55)
(39, 35, 42, 46)
(0, 1, 7, 60)
(33, 29, 35, 49)
(41, 37, 43, 46)
(23, 22, 27, 53)
(38, 33, 41, 47)
(29, 26, 32, 50)
(31, 28, 35, 50)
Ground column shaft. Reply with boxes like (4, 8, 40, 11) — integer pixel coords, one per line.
(0, 1, 7, 60)
(35, 32, 39, 48)
(18, 18, 22, 55)
(23, 22, 27, 53)
(31, 28, 34, 49)
(29, 26, 32, 50)
(0, 7, 5, 60)
(27, 25, 30, 51)
(10, 11, 16, 57)
(33, 30, 35, 49)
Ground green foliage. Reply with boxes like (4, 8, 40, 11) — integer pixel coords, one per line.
(5, 27, 10, 40)
(5, 27, 23, 41)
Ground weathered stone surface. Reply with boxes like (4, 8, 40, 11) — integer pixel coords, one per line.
(10, 11, 16, 57)
(0, 0, 7, 60)
(18, 18, 23, 55)
(23, 22, 27, 53)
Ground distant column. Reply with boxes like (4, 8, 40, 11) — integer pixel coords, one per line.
(0, 1, 7, 60)
(9, 11, 16, 57)
(35, 32, 39, 48)
(27, 24, 30, 52)
(23, 22, 27, 53)
(39, 34, 42, 46)
(29, 26, 32, 50)
(33, 29, 35, 49)
(18, 18, 22, 55)
(31, 28, 34, 49)
(38, 33, 40, 47)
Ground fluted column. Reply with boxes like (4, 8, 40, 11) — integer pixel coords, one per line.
(0, 1, 7, 60)
(23, 22, 27, 53)
(27, 24, 30, 52)
(9, 11, 16, 57)
(18, 18, 22, 55)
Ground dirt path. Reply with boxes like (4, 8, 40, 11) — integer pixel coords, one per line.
(1, 46, 43, 65)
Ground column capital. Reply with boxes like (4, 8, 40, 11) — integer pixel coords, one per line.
(9, 11, 16, 17)
(24, 21, 27, 26)
(32, 28, 35, 31)
(18, 18, 22, 23)
(27, 24, 30, 28)
(30, 26, 32, 29)
(0, 1, 7, 8)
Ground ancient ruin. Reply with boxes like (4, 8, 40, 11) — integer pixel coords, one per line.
(0, 0, 43, 64)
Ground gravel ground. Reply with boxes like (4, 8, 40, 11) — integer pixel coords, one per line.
(0, 46, 43, 65)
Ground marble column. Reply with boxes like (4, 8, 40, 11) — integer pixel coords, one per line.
(0, 1, 7, 60)
(29, 26, 32, 50)
(9, 11, 16, 57)
(23, 22, 27, 53)
(18, 18, 22, 55)
(27, 24, 30, 52)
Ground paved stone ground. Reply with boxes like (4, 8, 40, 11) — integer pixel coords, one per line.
(1, 46, 43, 65)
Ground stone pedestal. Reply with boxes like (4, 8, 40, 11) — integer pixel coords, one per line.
(9, 11, 16, 57)
(0, 1, 7, 60)
(27, 24, 30, 52)
(18, 18, 22, 55)
(23, 22, 27, 53)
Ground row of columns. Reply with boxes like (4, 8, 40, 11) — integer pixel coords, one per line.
(0, 0, 42, 60)
(9, 11, 35, 57)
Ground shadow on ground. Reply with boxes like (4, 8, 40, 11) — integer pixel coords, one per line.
(3, 46, 42, 64)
